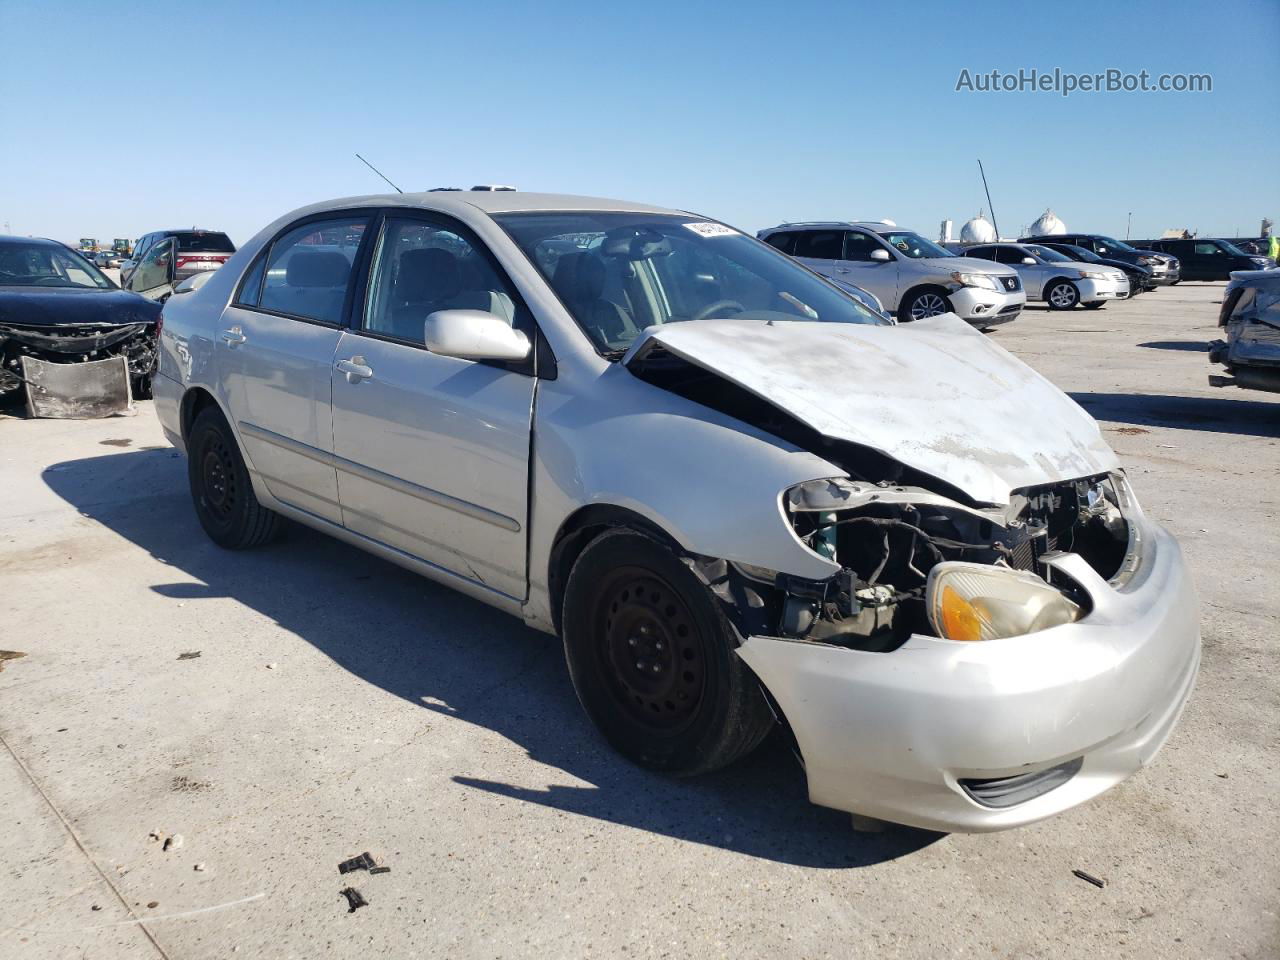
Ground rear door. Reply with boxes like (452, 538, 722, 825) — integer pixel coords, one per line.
(329, 212, 537, 599)
(216, 213, 373, 525)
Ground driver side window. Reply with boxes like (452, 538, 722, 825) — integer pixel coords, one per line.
(841, 231, 883, 262)
(363, 218, 519, 345)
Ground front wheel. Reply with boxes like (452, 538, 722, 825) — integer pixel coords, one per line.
(898, 288, 952, 323)
(187, 406, 281, 549)
(561, 529, 774, 775)
(1045, 280, 1080, 310)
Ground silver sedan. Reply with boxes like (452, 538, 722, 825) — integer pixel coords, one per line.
(153, 191, 1197, 832)
(964, 242, 1130, 309)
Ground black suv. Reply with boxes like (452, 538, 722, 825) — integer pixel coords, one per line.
(1019, 233, 1179, 286)
(1132, 238, 1273, 281)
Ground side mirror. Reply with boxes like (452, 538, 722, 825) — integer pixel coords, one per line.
(424, 309, 531, 361)
(869, 248, 891, 263)
(1022, 257, 1037, 265)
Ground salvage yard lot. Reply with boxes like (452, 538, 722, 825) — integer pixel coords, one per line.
(1, 283, 1276, 958)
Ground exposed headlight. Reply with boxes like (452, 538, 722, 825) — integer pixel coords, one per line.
(951, 271, 1001, 291)
(926, 562, 1081, 642)
(1138, 256, 1158, 265)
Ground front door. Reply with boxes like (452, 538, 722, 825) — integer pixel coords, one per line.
(831, 230, 898, 308)
(330, 214, 537, 600)
(216, 214, 372, 525)
(130, 237, 176, 300)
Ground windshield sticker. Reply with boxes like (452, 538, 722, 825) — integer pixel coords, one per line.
(683, 222, 738, 238)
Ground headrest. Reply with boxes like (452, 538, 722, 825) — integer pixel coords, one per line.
(552, 253, 606, 303)
(286, 251, 350, 288)
(396, 248, 461, 302)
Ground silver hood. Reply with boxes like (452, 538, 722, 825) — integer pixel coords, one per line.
(624, 315, 1117, 505)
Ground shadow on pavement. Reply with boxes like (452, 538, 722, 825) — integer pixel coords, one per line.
(44, 448, 940, 869)
(1069, 391, 1280, 438)
(1137, 341, 1209, 352)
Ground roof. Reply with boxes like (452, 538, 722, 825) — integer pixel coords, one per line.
(761, 220, 899, 234)
(0, 234, 61, 247)
(301, 191, 686, 218)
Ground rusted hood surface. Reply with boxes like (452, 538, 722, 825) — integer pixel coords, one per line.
(625, 315, 1118, 504)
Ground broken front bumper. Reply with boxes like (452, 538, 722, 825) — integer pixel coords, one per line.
(737, 518, 1199, 832)
(948, 285, 1025, 326)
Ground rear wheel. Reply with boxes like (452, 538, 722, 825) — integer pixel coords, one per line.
(561, 529, 774, 775)
(187, 406, 281, 549)
(898, 288, 952, 323)
(1045, 280, 1080, 310)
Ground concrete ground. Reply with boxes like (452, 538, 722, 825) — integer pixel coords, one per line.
(1, 283, 1276, 959)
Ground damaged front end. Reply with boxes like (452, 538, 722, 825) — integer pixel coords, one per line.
(691, 471, 1133, 653)
(0, 321, 157, 417)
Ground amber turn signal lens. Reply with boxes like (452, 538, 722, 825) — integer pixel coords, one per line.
(939, 584, 984, 642)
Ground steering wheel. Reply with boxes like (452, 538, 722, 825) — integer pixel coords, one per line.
(690, 299, 745, 323)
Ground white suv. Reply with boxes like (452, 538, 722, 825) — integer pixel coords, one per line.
(759, 221, 1025, 326)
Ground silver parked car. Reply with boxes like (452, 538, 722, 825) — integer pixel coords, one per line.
(154, 192, 1198, 833)
(1209, 269, 1280, 394)
(963, 242, 1129, 310)
(758, 221, 1025, 326)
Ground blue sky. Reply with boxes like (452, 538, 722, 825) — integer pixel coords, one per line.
(2, 0, 1277, 246)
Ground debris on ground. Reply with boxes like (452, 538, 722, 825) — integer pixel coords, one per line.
(265, 663, 278, 670)
(148, 830, 164, 843)
(91, 904, 101, 911)
(162, 834, 184, 852)
(338, 852, 389, 875)
(146, 901, 159, 909)
(1072, 869, 1106, 888)
(339, 887, 368, 913)
(177, 651, 201, 660)
(194, 863, 206, 872)
(0, 650, 26, 673)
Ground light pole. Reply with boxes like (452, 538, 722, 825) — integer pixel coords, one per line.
(1126, 212, 1132, 240)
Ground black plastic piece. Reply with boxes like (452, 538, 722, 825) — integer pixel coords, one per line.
(959, 756, 1083, 808)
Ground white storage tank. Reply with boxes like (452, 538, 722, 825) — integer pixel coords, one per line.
(960, 213, 996, 244)
(1029, 209, 1067, 236)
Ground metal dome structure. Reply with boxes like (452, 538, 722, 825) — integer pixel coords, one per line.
(960, 212, 996, 244)
(1028, 209, 1067, 236)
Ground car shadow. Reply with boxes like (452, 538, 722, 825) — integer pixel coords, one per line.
(1069, 391, 1280, 438)
(1137, 341, 1210, 352)
(43, 449, 940, 868)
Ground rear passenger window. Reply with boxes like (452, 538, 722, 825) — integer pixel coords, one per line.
(793, 231, 842, 260)
(363, 218, 520, 344)
(764, 233, 795, 254)
(259, 217, 369, 324)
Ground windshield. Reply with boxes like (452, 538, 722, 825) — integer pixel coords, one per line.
(1025, 244, 1072, 263)
(1060, 244, 1101, 263)
(1216, 239, 1250, 257)
(172, 231, 235, 253)
(880, 231, 951, 260)
(495, 212, 886, 355)
(0, 242, 114, 289)
(1096, 236, 1137, 252)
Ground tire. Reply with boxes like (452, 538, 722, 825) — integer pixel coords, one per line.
(561, 528, 774, 775)
(897, 288, 952, 323)
(1045, 280, 1080, 310)
(1083, 301, 1105, 310)
(187, 406, 281, 549)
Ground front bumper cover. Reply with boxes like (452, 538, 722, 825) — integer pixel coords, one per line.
(948, 285, 1026, 325)
(737, 519, 1199, 832)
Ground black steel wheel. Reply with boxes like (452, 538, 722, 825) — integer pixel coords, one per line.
(187, 406, 281, 549)
(561, 529, 774, 774)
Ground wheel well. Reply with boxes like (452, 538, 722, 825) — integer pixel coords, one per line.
(1045, 276, 1076, 290)
(180, 387, 219, 443)
(547, 505, 681, 635)
(901, 284, 950, 306)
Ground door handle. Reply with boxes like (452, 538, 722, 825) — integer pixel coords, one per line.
(220, 326, 246, 347)
(335, 356, 373, 382)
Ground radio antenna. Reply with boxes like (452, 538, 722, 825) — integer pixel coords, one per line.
(355, 153, 403, 194)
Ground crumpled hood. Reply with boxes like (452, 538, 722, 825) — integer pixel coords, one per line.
(0, 286, 161, 328)
(624, 315, 1118, 505)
